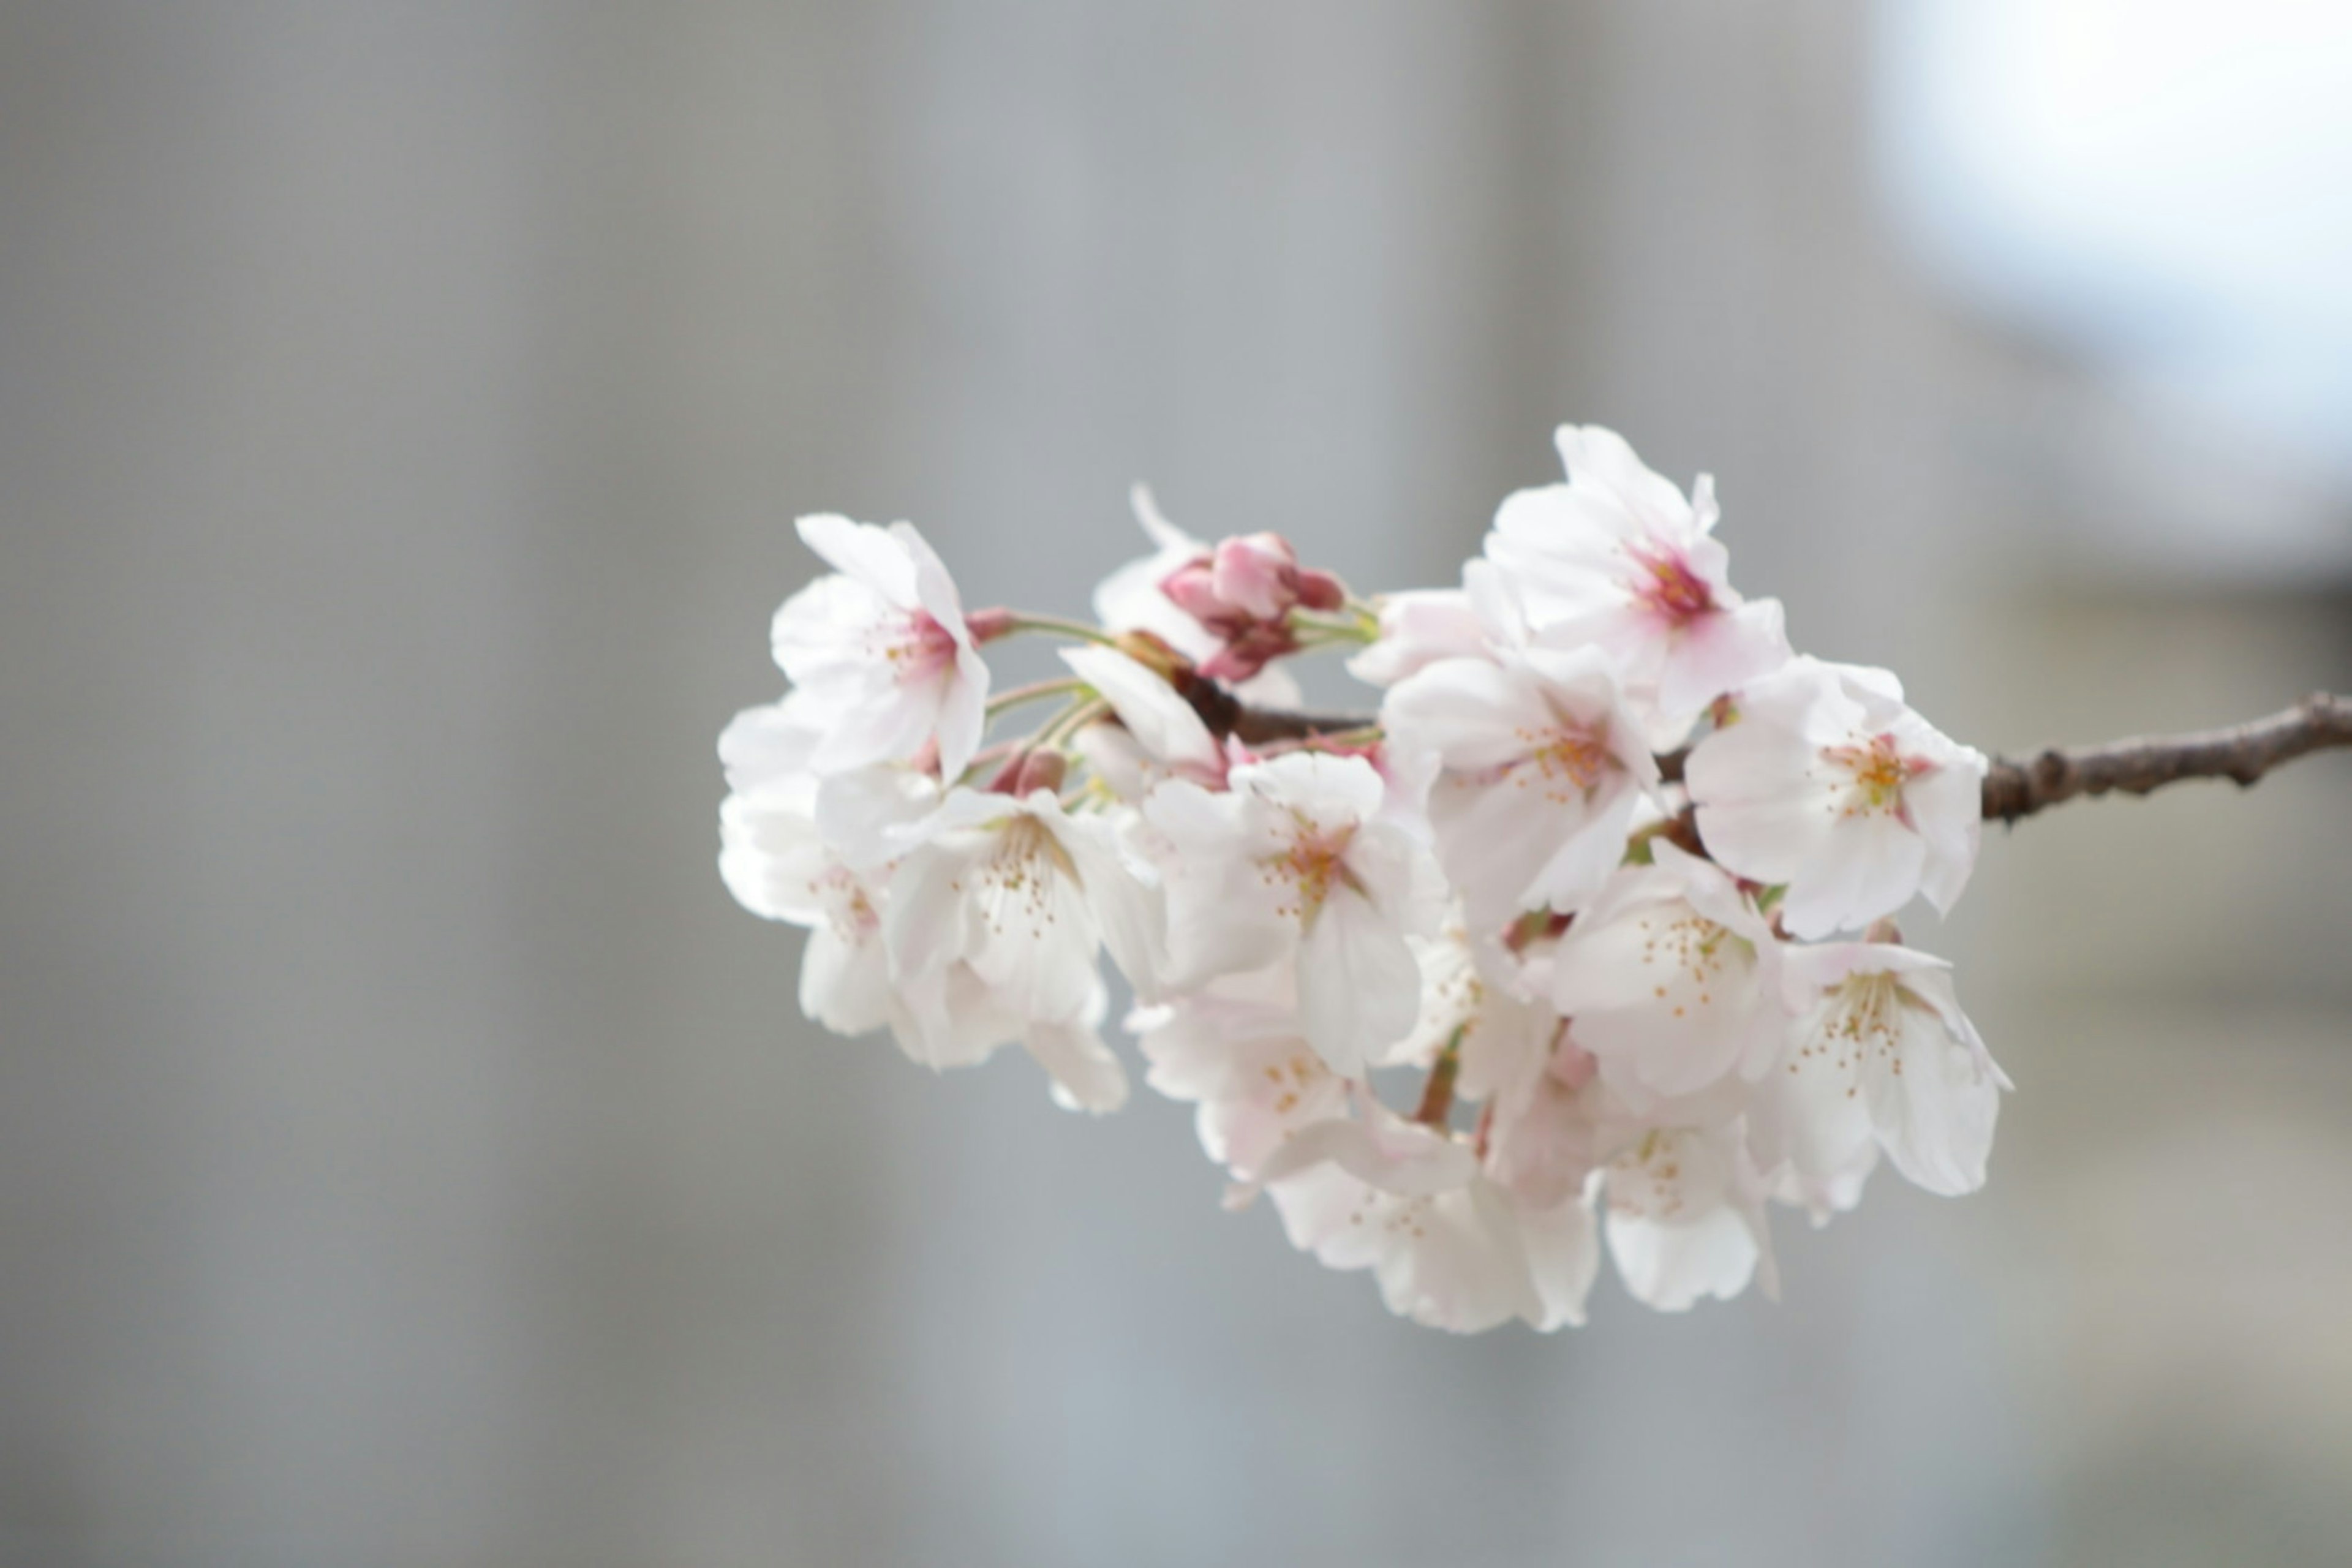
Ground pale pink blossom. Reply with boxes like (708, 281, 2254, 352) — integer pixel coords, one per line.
(1256, 1104, 1599, 1333)
(1545, 842, 1787, 1101)
(880, 786, 1155, 1111)
(770, 514, 990, 779)
(1599, 1120, 1777, 1312)
(1130, 965, 1346, 1182)
(1485, 425, 1788, 734)
(1686, 656, 1987, 939)
(1754, 940, 2008, 1199)
(1384, 644, 1660, 926)
(1142, 752, 1444, 1075)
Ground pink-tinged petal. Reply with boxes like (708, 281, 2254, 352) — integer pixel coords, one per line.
(1023, 1012, 1131, 1114)
(1553, 423, 1695, 534)
(1347, 589, 1489, 687)
(796, 513, 921, 607)
(1657, 597, 1790, 720)
(1208, 533, 1298, 620)
(1383, 656, 1550, 771)
(1486, 1070, 1605, 1210)
(1297, 884, 1421, 1075)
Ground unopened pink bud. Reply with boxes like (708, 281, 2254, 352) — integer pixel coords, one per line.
(1294, 568, 1347, 612)
(1159, 555, 1223, 622)
(964, 606, 1017, 643)
(1208, 533, 1300, 620)
(1012, 749, 1068, 796)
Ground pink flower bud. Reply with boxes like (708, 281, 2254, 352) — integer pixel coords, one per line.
(963, 606, 1018, 643)
(1208, 533, 1300, 620)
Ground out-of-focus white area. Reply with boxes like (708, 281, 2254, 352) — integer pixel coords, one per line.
(1879, 0, 2352, 578)
(0, 4, 2345, 1566)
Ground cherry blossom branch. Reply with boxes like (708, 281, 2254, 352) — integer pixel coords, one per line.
(1203, 690, 2352, 823)
(1978, 691, 2352, 823)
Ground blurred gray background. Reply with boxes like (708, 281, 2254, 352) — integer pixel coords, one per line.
(3, 2, 2350, 1565)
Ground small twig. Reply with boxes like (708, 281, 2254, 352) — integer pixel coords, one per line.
(1980, 692, 2352, 824)
(1206, 690, 2352, 824)
(1412, 1028, 1466, 1126)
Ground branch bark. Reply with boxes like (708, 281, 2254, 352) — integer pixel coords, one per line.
(1978, 691, 2352, 823)
(1197, 688, 2352, 823)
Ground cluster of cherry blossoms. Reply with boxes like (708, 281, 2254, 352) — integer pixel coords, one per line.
(718, 424, 2010, 1333)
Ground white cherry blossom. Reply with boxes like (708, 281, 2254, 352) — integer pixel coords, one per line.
(1142, 752, 1442, 1076)
(770, 514, 990, 779)
(1485, 424, 1789, 733)
(1256, 1104, 1599, 1333)
(1384, 644, 1660, 927)
(1754, 940, 2009, 1198)
(880, 786, 1154, 1111)
(1346, 587, 1486, 688)
(1130, 965, 1346, 1182)
(1685, 656, 1987, 939)
(1599, 1120, 1777, 1312)
(716, 703, 935, 1038)
(1546, 842, 1786, 1101)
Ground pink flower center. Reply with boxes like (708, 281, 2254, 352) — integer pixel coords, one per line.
(1507, 718, 1618, 802)
(881, 609, 959, 685)
(1627, 541, 1716, 626)
(1260, 813, 1360, 922)
(1824, 734, 1932, 821)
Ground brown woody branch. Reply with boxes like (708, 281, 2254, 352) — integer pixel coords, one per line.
(1978, 691, 2352, 823)
(1193, 687, 2352, 824)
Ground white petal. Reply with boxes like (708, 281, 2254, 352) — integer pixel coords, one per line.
(717, 700, 823, 793)
(797, 513, 920, 606)
(1296, 884, 1421, 1076)
(800, 923, 893, 1036)
(1776, 813, 1927, 940)
(1866, 977, 2001, 1196)
(1656, 597, 1789, 720)
(934, 642, 989, 783)
(1025, 1011, 1130, 1114)
(1517, 1191, 1602, 1330)
(1346, 589, 1488, 687)
(1060, 644, 1220, 772)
